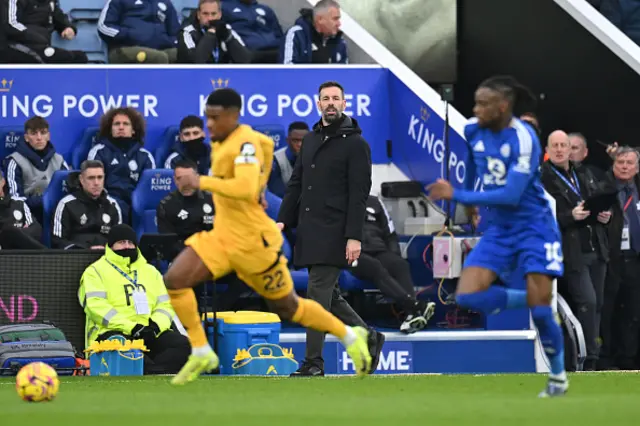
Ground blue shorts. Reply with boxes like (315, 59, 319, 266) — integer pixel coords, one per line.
(464, 217, 564, 279)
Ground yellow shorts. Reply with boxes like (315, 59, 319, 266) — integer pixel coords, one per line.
(185, 229, 293, 300)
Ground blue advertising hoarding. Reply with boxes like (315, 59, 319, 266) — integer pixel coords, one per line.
(0, 66, 390, 164)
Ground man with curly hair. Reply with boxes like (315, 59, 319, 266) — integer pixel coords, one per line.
(88, 107, 156, 224)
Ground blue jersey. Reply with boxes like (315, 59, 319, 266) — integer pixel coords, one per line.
(456, 117, 563, 278)
(454, 117, 553, 226)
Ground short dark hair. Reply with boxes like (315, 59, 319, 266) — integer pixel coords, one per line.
(80, 160, 104, 173)
(98, 107, 146, 142)
(180, 115, 204, 132)
(174, 159, 198, 171)
(206, 88, 242, 110)
(318, 81, 344, 96)
(288, 121, 309, 134)
(24, 116, 49, 133)
(198, 0, 220, 8)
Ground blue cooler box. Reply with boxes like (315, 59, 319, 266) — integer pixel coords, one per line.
(89, 336, 144, 376)
(205, 311, 296, 375)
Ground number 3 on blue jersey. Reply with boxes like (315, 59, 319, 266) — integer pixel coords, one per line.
(454, 118, 541, 208)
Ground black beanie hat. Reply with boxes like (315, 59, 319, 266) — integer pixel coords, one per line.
(107, 224, 137, 248)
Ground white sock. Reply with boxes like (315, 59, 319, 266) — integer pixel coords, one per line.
(192, 344, 213, 357)
(342, 326, 358, 347)
(550, 371, 568, 382)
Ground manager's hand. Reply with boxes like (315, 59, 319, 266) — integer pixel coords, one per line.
(346, 239, 361, 265)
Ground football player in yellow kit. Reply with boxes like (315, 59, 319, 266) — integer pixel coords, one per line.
(165, 88, 372, 384)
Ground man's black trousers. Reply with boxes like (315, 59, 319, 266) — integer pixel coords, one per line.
(349, 251, 418, 311)
(304, 265, 367, 370)
(600, 253, 640, 369)
(97, 329, 190, 375)
(0, 44, 88, 64)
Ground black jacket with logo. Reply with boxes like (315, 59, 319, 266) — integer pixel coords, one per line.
(51, 173, 122, 249)
(156, 190, 214, 258)
(277, 115, 372, 268)
(362, 195, 401, 255)
(177, 12, 251, 64)
(2, 0, 76, 47)
(0, 193, 41, 242)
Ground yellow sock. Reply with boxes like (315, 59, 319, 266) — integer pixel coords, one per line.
(292, 297, 347, 340)
(168, 288, 208, 348)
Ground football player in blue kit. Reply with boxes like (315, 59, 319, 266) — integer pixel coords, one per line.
(427, 76, 568, 397)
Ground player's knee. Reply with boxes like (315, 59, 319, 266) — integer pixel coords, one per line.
(267, 294, 298, 321)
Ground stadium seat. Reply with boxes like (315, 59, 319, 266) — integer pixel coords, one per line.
(339, 270, 376, 291)
(71, 127, 100, 169)
(51, 22, 108, 63)
(60, 0, 104, 21)
(177, 0, 198, 21)
(0, 127, 23, 161)
(154, 126, 180, 168)
(42, 170, 76, 248)
(131, 169, 176, 238)
(254, 124, 286, 150)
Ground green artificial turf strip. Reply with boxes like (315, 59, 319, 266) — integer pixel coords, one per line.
(2, 374, 640, 425)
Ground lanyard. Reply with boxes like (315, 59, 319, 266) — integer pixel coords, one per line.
(552, 167, 581, 198)
(213, 46, 219, 63)
(106, 260, 138, 288)
(624, 195, 634, 212)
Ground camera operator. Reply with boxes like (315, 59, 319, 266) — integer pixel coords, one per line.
(178, 0, 251, 64)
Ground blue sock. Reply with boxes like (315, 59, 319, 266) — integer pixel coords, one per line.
(456, 286, 527, 315)
(532, 306, 565, 376)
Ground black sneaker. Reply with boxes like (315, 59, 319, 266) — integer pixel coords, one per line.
(290, 362, 324, 377)
(367, 329, 385, 374)
(400, 301, 435, 334)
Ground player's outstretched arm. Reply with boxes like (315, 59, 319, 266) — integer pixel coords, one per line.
(257, 133, 275, 190)
(452, 156, 533, 207)
(199, 143, 261, 201)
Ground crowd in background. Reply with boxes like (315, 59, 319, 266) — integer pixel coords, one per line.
(0, 0, 348, 65)
(588, 0, 640, 46)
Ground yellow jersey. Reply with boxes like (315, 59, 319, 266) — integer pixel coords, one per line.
(199, 124, 279, 248)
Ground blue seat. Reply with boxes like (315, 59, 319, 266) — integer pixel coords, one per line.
(177, 0, 197, 20)
(0, 127, 23, 161)
(71, 127, 100, 169)
(51, 22, 108, 63)
(154, 126, 180, 169)
(131, 169, 176, 238)
(339, 270, 376, 291)
(59, 0, 104, 21)
(42, 170, 76, 248)
(255, 124, 286, 150)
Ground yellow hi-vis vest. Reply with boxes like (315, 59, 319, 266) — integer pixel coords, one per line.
(78, 246, 175, 348)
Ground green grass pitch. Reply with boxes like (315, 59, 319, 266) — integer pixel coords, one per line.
(2, 373, 640, 425)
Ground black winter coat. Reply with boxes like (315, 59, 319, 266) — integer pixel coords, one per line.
(277, 115, 372, 268)
(540, 161, 609, 272)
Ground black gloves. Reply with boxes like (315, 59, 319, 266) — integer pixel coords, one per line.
(206, 20, 230, 41)
(130, 320, 161, 347)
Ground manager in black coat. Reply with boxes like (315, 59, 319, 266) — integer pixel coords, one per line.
(541, 130, 609, 370)
(277, 81, 383, 376)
